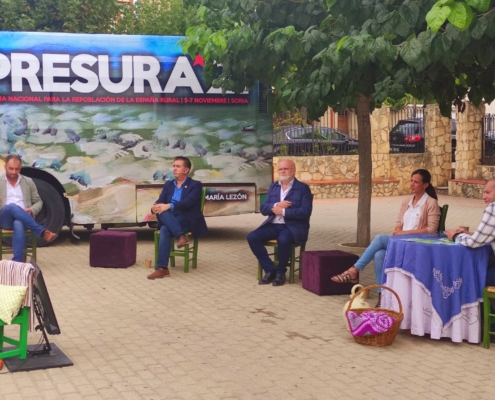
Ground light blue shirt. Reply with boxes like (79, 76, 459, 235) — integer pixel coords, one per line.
(169, 180, 184, 211)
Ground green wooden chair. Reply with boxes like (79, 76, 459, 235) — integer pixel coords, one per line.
(438, 204, 449, 233)
(153, 188, 207, 273)
(0, 306, 30, 360)
(257, 242, 306, 284)
(0, 229, 37, 261)
(482, 286, 495, 349)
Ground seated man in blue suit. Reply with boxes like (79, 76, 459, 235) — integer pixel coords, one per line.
(248, 159, 313, 286)
(147, 156, 208, 279)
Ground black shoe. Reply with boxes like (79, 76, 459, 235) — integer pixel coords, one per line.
(259, 271, 276, 285)
(272, 272, 286, 286)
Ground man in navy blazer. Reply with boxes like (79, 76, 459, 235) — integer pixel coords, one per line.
(147, 156, 208, 279)
(248, 159, 313, 286)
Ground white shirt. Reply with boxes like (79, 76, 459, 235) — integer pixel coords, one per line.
(402, 192, 428, 231)
(6, 176, 26, 209)
(272, 178, 294, 224)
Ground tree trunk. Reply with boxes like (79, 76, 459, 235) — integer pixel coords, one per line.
(356, 94, 372, 247)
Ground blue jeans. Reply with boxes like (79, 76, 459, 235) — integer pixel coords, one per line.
(0, 203, 46, 261)
(247, 223, 295, 274)
(354, 234, 391, 290)
(156, 211, 190, 269)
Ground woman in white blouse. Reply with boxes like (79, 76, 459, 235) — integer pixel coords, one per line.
(331, 169, 440, 305)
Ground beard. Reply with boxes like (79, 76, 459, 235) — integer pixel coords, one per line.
(279, 175, 293, 182)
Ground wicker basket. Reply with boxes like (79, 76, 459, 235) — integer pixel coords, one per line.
(345, 284, 403, 347)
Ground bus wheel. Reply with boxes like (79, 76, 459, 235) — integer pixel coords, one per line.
(32, 178, 65, 246)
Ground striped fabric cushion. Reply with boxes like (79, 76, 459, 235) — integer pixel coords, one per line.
(0, 260, 35, 329)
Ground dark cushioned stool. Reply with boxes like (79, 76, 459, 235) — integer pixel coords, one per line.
(302, 250, 359, 295)
(90, 231, 137, 268)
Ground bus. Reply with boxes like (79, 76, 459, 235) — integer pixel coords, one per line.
(0, 31, 273, 242)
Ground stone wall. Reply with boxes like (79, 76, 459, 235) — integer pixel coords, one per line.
(449, 181, 485, 198)
(455, 102, 485, 179)
(447, 165, 494, 200)
(389, 154, 427, 194)
(424, 104, 452, 187)
(273, 103, 485, 199)
(275, 156, 359, 182)
(476, 165, 495, 180)
(307, 181, 399, 199)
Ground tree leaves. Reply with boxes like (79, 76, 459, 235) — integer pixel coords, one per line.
(426, 0, 490, 32)
(477, 45, 495, 68)
(336, 36, 349, 51)
(265, 26, 299, 54)
(465, 0, 491, 12)
(470, 16, 488, 39)
(399, 2, 420, 26)
(448, 2, 473, 31)
(400, 38, 422, 66)
(326, 0, 337, 8)
(425, 3, 451, 32)
(183, 0, 495, 122)
(0, 0, 120, 33)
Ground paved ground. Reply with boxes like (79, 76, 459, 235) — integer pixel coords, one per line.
(1, 194, 494, 400)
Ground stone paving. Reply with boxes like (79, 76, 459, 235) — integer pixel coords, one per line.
(1, 194, 494, 400)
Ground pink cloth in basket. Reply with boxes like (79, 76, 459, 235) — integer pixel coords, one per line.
(346, 310, 395, 336)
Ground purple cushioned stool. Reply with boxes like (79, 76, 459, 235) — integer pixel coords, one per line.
(302, 250, 359, 295)
(90, 231, 137, 268)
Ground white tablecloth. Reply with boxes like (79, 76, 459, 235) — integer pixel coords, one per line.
(382, 269, 481, 343)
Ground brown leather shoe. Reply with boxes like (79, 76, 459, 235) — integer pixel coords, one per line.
(176, 235, 190, 248)
(43, 230, 58, 244)
(147, 268, 170, 279)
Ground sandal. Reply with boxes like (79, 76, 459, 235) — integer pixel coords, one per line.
(331, 267, 359, 284)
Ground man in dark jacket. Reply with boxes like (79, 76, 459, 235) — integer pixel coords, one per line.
(247, 159, 313, 286)
(147, 156, 208, 279)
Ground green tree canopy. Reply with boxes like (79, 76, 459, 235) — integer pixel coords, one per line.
(181, 0, 495, 246)
(426, 0, 494, 32)
(0, 0, 119, 33)
(112, 0, 195, 36)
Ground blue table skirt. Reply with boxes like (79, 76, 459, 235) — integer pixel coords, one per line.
(383, 234, 491, 327)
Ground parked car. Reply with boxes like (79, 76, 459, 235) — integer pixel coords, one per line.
(389, 118, 425, 153)
(484, 130, 495, 157)
(390, 118, 458, 160)
(273, 126, 358, 156)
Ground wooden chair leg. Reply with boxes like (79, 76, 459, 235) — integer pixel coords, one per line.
(192, 238, 199, 269)
(483, 288, 491, 349)
(31, 232, 37, 260)
(298, 243, 306, 279)
(0, 325, 4, 353)
(0, 307, 29, 360)
(289, 244, 296, 284)
(18, 307, 29, 359)
(170, 239, 176, 268)
(183, 243, 190, 273)
(153, 231, 159, 269)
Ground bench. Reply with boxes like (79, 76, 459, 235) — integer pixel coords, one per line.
(448, 179, 486, 199)
(302, 179, 400, 199)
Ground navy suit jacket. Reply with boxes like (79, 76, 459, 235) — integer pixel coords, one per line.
(155, 177, 208, 238)
(259, 178, 313, 245)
